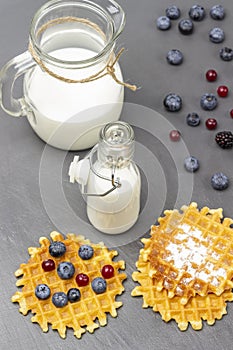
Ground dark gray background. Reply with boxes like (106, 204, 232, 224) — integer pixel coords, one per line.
(1, 0, 233, 349)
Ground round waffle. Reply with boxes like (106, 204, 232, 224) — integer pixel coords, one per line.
(11, 231, 126, 338)
(142, 202, 233, 304)
(132, 244, 233, 331)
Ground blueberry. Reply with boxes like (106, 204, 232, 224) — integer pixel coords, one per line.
(91, 277, 107, 294)
(166, 49, 183, 65)
(184, 156, 200, 173)
(57, 261, 75, 279)
(210, 5, 225, 20)
(78, 245, 94, 260)
(165, 5, 181, 20)
(186, 112, 201, 127)
(189, 5, 206, 21)
(157, 16, 171, 30)
(178, 19, 194, 35)
(200, 93, 218, 111)
(219, 47, 233, 61)
(52, 292, 68, 308)
(209, 27, 225, 43)
(211, 172, 229, 190)
(67, 288, 81, 303)
(49, 241, 66, 258)
(35, 284, 51, 300)
(163, 93, 182, 112)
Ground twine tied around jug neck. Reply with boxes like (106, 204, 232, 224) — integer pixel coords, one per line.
(28, 16, 137, 91)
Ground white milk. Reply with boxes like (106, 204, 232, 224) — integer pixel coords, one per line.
(24, 47, 124, 150)
(86, 163, 141, 234)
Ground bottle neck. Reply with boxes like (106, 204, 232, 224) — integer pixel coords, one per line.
(97, 121, 135, 169)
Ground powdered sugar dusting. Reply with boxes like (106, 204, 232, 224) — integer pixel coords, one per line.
(165, 223, 227, 285)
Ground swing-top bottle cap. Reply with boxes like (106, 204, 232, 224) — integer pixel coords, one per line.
(98, 121, 135, 167)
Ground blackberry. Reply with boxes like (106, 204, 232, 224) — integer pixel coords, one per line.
(215, 131, 233, 149)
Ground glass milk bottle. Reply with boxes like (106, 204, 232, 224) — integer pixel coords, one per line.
(69, 121, 141, 234)
(0, 0, 136, 150)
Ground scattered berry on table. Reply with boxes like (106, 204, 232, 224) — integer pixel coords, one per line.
(78, 245, 94, 260)
(102, 265, 115, 279)
(166, 49, 183, 65)
(91, 277, 107, 294)
(35, 284, 51, 300)
(42, 259, 55, 272)
(206, 69, 218, 82)
(76, 273, 89, 287)
(215, 131, 233, 149)
(178, 19, 194, 35)
(219, 47, 233, 61)
(184, 156, 200, 172)
(157, 16, 171, 30)
(230, 109, 233, 118)
(209, 27, 225, 43)
(189, 5, 206, 21)
(163, 93, 182, 112)
(200, 93, 218, 110)
(210, 5, 225, 20)
(67, 288, 81, 303)
(169, 130, 181, 141)
(206, 118, 217, 130)
(52, 292, 68, 308)
(186, 112, 201, 127)
(57, 261, 75, 280)
(49, 241, 66, 258)
(217, 85, 228, 97)
(211, 172, 229, 190)
(166, 5, 181, 20)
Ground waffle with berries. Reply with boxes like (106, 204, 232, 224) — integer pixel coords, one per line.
(12, 231, 126, 339)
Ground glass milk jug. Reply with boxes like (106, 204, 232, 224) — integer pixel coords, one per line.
(69, 121, 141, 234)
(0, 0, 135, 150)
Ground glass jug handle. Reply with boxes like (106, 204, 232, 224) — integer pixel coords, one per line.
(0, 51, 35, 117)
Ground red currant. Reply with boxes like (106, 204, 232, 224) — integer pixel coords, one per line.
(169, 130, 181, 141)
(42, 259, 55, 272)
(206, 69, 217, 82)
(230, 109, 233, 118)
(205, 118, 217, 130)
(101, 265, 114, 279)
(76, 273, 89, 287)
(217, 85, 228, 97)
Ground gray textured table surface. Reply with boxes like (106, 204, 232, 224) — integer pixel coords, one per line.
(1, 0, 233, 349)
